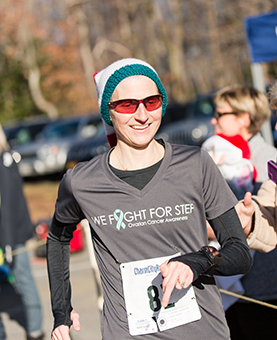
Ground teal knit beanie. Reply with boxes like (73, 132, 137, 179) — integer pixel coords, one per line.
(93, 58, 167, 147)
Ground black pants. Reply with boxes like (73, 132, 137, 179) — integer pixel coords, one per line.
(225, 300, 277, 340)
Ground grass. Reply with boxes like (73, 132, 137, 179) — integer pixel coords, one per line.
(23, 181, 60, 224)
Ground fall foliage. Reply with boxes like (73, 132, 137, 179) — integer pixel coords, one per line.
(0, 0, 277, 123)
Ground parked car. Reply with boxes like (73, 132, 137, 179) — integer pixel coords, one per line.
(3, 116, 51, 148)
(15, 113, 103, 177)
(65, 125, 109, 169)
(157, 93, 215, 146)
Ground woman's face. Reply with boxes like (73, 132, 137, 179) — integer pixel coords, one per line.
(109, 75, 162, 149)
(211, 101, 245, 137)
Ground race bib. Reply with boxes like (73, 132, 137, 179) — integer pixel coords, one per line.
(120, 254, 201, 336)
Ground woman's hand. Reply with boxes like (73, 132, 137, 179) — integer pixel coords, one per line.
(159, 260, 193, 308)
(51, 310, 81, 340)
(235, 191, 255, 237)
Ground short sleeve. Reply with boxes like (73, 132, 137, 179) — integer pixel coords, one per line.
(201, 149, 238, 220)
(54, 169, 85, 224)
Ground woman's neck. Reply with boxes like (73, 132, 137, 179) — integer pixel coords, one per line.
(110, 140, 164, 171)
(240, 130, 253, 141)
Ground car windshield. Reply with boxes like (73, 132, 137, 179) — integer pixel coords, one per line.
(193, 98, 215, 117)
(4, 122, 49, 147)
(42, 121, 80, 139)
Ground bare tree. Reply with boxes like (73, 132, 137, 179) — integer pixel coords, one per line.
(1, 0, 277, 121)
(66, 0, 96, 100)
(18, 0, 59, 118)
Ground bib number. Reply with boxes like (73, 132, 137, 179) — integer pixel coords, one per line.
(148, 285, 162, 312)
(120, 254, 201, 336)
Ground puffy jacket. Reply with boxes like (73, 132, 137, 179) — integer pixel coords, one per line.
(246, 179, 277, 252)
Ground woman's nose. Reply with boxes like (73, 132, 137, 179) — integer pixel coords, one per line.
(135, 103, 149, 121)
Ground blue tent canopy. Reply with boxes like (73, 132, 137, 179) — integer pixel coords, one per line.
(244, 10, 277, 63)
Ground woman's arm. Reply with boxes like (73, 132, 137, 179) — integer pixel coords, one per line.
(207, 207, 253, 275)
(168, 207, 252, 278)
(160, 207, 253, 307)
(47, 168, 86, 337)
(46, 216, 78, 332)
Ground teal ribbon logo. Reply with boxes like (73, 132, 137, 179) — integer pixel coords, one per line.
(114, 209, 126, 230)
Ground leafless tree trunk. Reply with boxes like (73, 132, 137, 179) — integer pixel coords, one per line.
(92, 38, 132, 60)
(152, 0, 193, 102)
(17, 0, 59, 118)
(167, 0, 190, 101)
(67, 0, 97, 100)
(203, 0, 226, 89)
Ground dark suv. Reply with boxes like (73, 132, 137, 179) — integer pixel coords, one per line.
(3, 116, 51, 149)
(157, 94, 215, 146)
(14, 114, 103, 177)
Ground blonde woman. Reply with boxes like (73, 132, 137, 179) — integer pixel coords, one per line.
(212, 84, 277, 340)
(237, 82, 277, 251)
(212, 84, 277, 193)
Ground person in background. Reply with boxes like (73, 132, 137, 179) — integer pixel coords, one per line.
(0, 124, 44, 340)
(203, 88, 258, 312)
(236, 81, 277, 252)
(210, 84, 277, 340)
(205, 84, 275, 239)
(46, 58, 252, 340)
(212, 84, 277, 194)
(236, 179, 276, 252)
(202, 131, 257, 200)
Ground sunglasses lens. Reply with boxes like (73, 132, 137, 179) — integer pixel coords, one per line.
(144, 95, 163, 111)
(109, 95, 163, 114)
(113, 100, 138, 114)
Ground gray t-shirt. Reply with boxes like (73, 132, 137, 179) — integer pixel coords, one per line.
(54, 142, 238, 339)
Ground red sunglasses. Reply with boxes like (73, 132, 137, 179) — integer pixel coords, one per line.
(108, 94, 163, 114)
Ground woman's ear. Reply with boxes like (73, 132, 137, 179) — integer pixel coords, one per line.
(239, 112, 251, 128)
